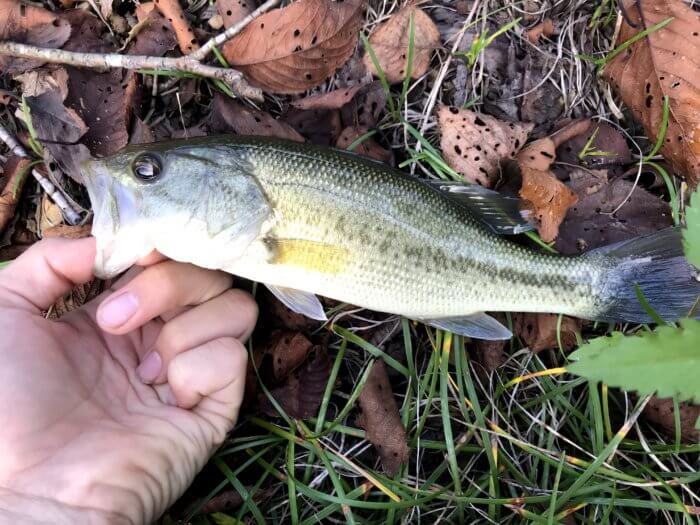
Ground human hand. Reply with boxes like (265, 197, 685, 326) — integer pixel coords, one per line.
(0, 237, 257, 524)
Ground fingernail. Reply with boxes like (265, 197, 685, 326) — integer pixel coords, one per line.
(137, 351, 162, 384)
(98, 291, 139, 328)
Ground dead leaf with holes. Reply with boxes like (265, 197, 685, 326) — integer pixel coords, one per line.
(340, 80, 386, 129)
(155, 0, 199, 55)
(356, 360, 409, 476)
(262, 330, 314, 381)
(556, 121, 632, 172)
(210, 92, 305, 142)
(292, 84, 364, 110)
(363, 6, 440, 84)
(438, 105, 533, 187)
(223, 0, 364, 94)
(602, 0, 700, 188)
(0, 0, 72, 73)
(216, 0, 253, 29)
(555, 169, 673, 255)
(337, 126, 391, 163)
(514, 313, 581, 352)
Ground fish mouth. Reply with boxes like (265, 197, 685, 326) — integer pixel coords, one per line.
(81, 159, 152, 279)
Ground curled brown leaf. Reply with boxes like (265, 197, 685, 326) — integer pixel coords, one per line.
(514, 313, 581, 353)
(223, 0, 364, 94)
(336, 126, 391, 163)
(0, 156, 31, 235)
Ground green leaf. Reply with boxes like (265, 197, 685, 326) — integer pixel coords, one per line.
(684, 188, 700, 270)
(568, 319, 700, 404)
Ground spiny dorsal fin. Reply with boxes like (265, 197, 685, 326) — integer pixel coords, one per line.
(428, 180, 535, 235)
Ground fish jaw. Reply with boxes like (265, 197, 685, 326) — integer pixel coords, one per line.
(82, 160, 155, 279)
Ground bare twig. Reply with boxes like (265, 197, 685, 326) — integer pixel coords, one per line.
(0, 123, 82, 225)
(0, 42, 263, 101)
(191, 0, 282, 61)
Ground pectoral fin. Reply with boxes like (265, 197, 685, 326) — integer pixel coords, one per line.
(422, 313, 512, 340)
(429, 181, 534, 235)
(266, 285, 328, 321)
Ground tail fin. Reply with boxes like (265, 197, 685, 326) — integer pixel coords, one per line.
(590, 227, 700, 323)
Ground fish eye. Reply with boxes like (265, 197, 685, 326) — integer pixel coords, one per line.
(132, 153, 162, 182)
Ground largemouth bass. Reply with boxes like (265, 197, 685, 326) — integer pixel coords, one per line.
(82, 135, 700, 340)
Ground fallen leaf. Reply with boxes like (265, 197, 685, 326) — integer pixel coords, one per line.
(0, 90, 13, 105)
(363, 6, 440, 84)
(0, 0, 71, 73)
(291, 84, 364, 110)
(602, 0, 700, 188)
(336, 126, 391, 163)
(126, 6, 178, 57)
(643, 396, 700, 442)
(356, 360, 409, 476)
(555, 169, 673, 255)
(210, 92, 305, 142)
(22, 90, 91, 180)
(520, 50, 564, 128)
(59, 8, 110, 54)
(556, 121, 632, 171)
(263, 330, 314, 381)
(526, 18, 554, 43)
(514, 313, 581, 352)
(283, 107, 342, 146)
(0, 156, 31, 235)
(339, 80, 386, 129)
(223, 0, 364, 94)
(471, 339, 507, 373)
(260, 349, 331, 419)
(438, 105, 533, 187)
(456, 0, 471, 16)
(38, 192, 65, 235)
(201, 490, 245, 514)
(518, 166, 577, 242)
(155, 0, 200, 55)
(216, 0, 253, 29)
(14, 67, 69, 99)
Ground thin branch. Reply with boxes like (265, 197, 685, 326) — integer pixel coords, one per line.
(0, 123, 82, 226)
(191, 0, 282, 62)
(0, 42, 263, 101)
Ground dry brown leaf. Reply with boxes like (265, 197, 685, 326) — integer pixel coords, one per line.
(22, 90, 91, 181)
(127, 6, 178, 57)
(602, 0, 700, 188)
(514, 313, 581, 352)
(264, 330, 314, 381)
(260, 349, 331, 419)
(154, 0, 200, 55)
(129, 118, 155, 145)
(0, 156, 31, 235)
(223, 0, 364, 94)
(14, 67, 69, 98)
(60, 8, 110, 54)
(518, 166, 577, 242)
(210, 92, 305, 142)
(0, 90, 12, 105)
(555, 169, 673, 255)
(471, 339, 506, 373)
(356, 360, 409, 476)
(526, 18, 554, 44)
(556, 121, 632, 170)
(336, 126, 391, 163)
(0, 0, 71, 73)
(362, 6, 440, 84)
(48, 279, 103, 319)
(292, 85, 364, 110)
(216, 0, 253, 29)
(438, 105, 533, 187)
(340, 80, 386, 129)
(643, 397, 700, 443)
(283, 107, 342, 145)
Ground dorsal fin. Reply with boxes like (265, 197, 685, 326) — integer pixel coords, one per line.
(428, 180, 535, 235)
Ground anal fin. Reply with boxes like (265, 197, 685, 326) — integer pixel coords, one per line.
(266, 284, 328, 321)
(422, 313, 512, 340)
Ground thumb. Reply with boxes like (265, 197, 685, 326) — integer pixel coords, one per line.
(0, 237, 96, 312)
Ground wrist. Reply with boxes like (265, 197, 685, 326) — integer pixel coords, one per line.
(0, 488, 132, 525)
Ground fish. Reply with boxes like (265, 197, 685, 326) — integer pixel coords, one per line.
(81, 135, 700, 340)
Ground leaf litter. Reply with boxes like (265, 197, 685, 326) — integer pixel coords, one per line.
(2, 0, 700, 520)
